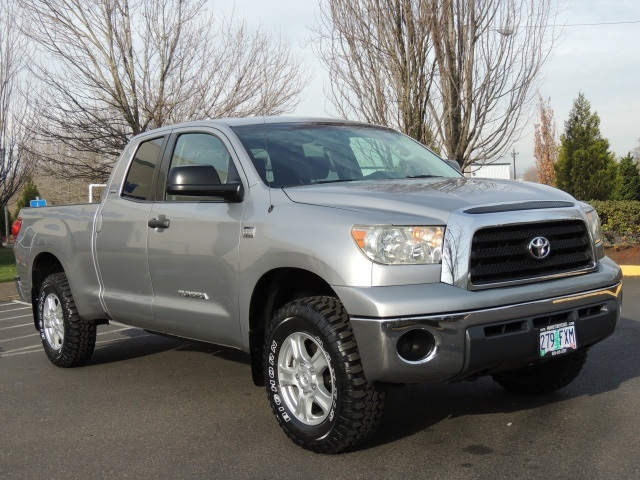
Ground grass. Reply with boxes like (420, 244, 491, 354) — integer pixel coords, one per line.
(0, 246, 17, 283)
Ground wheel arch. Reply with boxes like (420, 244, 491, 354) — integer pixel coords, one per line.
(30, 252, 65, 330)
(248, 267, 337, 386)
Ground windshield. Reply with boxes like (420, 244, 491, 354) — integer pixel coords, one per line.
(232, 123, 460, 187)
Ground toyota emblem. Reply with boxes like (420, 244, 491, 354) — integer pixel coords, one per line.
(528, 236, 551, 260)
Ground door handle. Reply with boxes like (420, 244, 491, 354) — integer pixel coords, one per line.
(148, 215, 170, 230)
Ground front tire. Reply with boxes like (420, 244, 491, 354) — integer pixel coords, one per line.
(38, 273, 96, 368)
(264, 296, 385, 453)
(492, 349, 589, 395)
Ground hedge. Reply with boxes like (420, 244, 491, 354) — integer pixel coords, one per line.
(589, 200, 640, 246)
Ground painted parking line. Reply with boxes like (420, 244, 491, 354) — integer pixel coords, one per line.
(93, 332, 153, 348)
(0, 328, 151, 358)
(0, 300, 30, 309)
(0, 314, 34, 323)
(0, 332, 38, 343)
(0, 344, 45, 356)
(0, 322, 34, 331)
(0, 306, 31, 314)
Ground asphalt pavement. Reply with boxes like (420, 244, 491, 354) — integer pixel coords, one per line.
(1, 278, 638, 479)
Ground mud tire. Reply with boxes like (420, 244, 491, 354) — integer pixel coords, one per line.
(38, 273, 96, 368)
(264, 296, 385, 453)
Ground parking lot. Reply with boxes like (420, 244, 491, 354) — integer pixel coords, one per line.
(1, 280, 639, 479)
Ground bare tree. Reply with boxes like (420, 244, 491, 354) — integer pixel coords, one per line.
(314, 1, 436, 147)
(0, 0, 31, 211)
(21, 0, 309, 182)
(33, 171, 90, 205)
(533, 94, 557, 186)
(315, 0, 559, 170)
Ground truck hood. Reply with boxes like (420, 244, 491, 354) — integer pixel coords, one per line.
(283, 177, 577, 224)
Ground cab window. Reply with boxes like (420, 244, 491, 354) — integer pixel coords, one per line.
(122, 137, 163, 201)
(166, 133, 239, 202)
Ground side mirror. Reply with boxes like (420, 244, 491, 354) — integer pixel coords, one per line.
(445, 159, 462, 173)
(166, 165, 244, 202)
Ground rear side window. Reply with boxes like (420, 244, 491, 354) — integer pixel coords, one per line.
(122, 137, 163, 201)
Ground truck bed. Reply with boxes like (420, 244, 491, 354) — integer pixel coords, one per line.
(15, 203, 105, 320)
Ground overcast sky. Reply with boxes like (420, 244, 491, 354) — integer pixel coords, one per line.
(212, 0, 640, 174)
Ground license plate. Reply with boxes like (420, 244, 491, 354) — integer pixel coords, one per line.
(539, 322, 577, 357)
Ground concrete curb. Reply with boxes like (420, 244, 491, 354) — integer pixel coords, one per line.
(621, 265, 640, 277)
(0, 283, 19, 303)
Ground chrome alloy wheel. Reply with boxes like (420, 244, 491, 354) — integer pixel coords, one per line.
(42, 293, 64, 351)
(277, 332, 335, 425)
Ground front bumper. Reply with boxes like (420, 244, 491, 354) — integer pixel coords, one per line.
(344, 261, 622, 384)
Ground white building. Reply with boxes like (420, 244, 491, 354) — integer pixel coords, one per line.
(464, 163, 512, 180)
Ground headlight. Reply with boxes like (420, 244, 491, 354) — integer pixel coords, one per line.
(583, 207, 603, 245)
(351, 226, 444, 265)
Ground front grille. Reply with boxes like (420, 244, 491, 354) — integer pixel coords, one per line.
(469, 220, 594, 286)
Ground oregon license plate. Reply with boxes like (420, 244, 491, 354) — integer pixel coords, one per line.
(539, 321, 577, 357)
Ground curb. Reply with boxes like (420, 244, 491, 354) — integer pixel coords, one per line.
(620, 265, 640, 277)
(0, 294, 20, 302)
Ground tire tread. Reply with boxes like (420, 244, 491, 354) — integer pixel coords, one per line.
(40, 272, 96, 368)
(265, 296, 385, 453)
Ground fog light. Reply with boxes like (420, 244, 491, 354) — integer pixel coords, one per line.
(396, 329, 436, 362)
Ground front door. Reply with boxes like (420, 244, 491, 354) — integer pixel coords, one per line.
(147, 129, 244, 347)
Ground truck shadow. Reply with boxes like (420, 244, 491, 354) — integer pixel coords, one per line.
(88, 329, 251, 366)
(88, 331, 186, 365)
(365, 316, 640, 449)
(84, 316, 638, 451)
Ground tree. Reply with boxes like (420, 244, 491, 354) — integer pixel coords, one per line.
(632, 137, 640, 162)
(33, 170, 89, 205)
(314, 1, 436, 147)
(315, 0, 558, 170)
(533, 94, 557, 186)
(0, 0, 32, 211)
(13, 176, 40, 217)
(555, 92, 616, 201)
(21, 0, 309, 182)
(522, 166, 539, 183)
(613, 153, 640, 201)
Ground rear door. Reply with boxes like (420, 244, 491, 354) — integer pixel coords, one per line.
(94, 135, 166, 329)
(146, 127, 245, 347)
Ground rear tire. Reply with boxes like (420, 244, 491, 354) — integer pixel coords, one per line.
(38, 273, 96, 368)
(492, 349, 588, 395)
(264, 296, 385, 453)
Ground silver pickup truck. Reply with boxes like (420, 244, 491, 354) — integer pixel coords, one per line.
(14, 117, 622, 453)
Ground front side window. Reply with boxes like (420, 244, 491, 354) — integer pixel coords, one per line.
(166, 133, 238, 202)
(122, 137, 163, 201)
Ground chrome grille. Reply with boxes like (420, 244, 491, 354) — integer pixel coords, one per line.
(469, 220, 594, 286)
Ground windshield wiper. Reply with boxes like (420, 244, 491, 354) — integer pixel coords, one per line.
(315, 179, 358, 184)
(405, 174, 443, 179)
